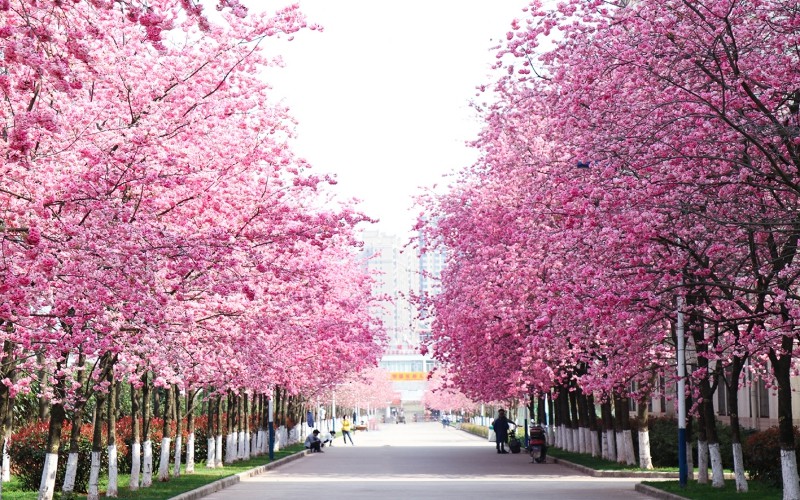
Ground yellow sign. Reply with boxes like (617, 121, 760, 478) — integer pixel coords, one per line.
(390, 372, 427, 381)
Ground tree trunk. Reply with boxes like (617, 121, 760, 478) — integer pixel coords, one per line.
(696, 385, 710, 484)
(173, 385, 183, 478)
(727, 356, 748, 492)
(142, 373, 153, 487)
(87, 391, 107, 500)
(226, 393, 236, 463)
(692, 316, 724, 488)
(107, 374, 118, 497)
(158, 386, 173, 481)
(130, 383, 141, 490)
(575, 390, 587, 454)
(546, 392, 555, 445)
(37, 351, 50, 422)
(637, 398, 653, 469)
(215, 395, 224, 468)
(613, 396, 625, 463)
(62, 352, 87, 494)
(0, 338, 16, 488)
(568, 389, 580, 453)
(38, 359, 67, 500)
(206, 392, 216, 468)
(237, 392, 245, 460)
(620, 397, 636, 465)
(602, 399, 616, 461)
(586, 395, 600, 457)
(769, 339, 800, 500)
(186, 390, 197, 473)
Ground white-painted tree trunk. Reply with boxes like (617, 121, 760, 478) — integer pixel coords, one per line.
(687, 443, 695, 480)
(215, 434, 223, 467)
(37, 453, 59, 500)
(142, 440, 153, 487)
(172, 435, 182, 477)
(615, 431, 625, 463)
(256, 429, 264, 455)
(591, 430, 600, 457)
(129, 442, 141, 490)
(638, 430, 653, 469)
(708, 442, 724, 488)
(107, 444, 118, 497)
(226, 432, 236, 463)
(572, 428, 579, 452)
(555, 426, 562, 448)
(547, 426, 555, 448)
(781, 449, 800, 500)
(577, 428, 586, 454)
(607, 430, 617, 461)
(87, 451, 102, 500)
(237, 430, 245, 459)
(246, 430, 253, 459)
(206, 437, 216, 468)
(601, 430, 609, 459)
(186, 433, 195, 473)
(62, 452, 79, 493)
(2, 437, 10, 482)
(158, 437, 171, 481)
(583, 428, 592, 455)
(732, 442, 748, 492)
(697, 440, 709, 484)
(623, 430, 636, 466)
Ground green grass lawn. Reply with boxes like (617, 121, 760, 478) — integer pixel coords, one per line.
(548, 448, 783, 499)
(548, 448, 679, 472)
(2, 444, 306, 500)
(642, 480, 782, 500)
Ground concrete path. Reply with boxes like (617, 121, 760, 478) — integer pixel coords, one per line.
(200, 422, 654, 500)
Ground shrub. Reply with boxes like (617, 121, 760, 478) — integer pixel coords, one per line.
(11, 412, 225, 492)
(123, 414, 235, 469)
(639, 416, 682, 468)
(743, 426, 800, 487)
(632, 415, 756, 470)
(9, 421, 102, 492)
(459, 422, 488, 438)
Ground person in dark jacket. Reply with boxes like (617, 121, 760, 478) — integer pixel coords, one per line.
(493, 409, 512, 454)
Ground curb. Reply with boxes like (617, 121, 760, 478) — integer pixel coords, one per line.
(634, 484, 689, 500)
(551, 457, 739, 480)
(551, 457, 680, 478)
(169, 451, 309, 500)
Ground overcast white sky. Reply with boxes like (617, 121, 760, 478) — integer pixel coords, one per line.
(257, 1, 530, 236)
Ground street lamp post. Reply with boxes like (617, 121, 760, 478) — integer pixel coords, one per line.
(268, 396, 275, 461)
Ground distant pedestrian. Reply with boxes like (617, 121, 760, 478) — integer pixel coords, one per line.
(341, 415, 355, 445)
(492, 409, 511, 454)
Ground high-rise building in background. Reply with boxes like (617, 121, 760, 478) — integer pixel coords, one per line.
(360, 229, 443, 407)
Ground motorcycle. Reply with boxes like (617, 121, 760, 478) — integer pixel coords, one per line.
(528, 425, 547, 463)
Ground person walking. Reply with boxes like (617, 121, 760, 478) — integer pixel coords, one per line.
(341, 415, 355, 445)
(492, 409, 512, 454)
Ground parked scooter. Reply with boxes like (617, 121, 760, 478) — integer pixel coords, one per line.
(528, 425, 548, 463)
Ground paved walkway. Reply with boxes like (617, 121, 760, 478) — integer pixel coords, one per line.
(199, 421, 654, 500)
